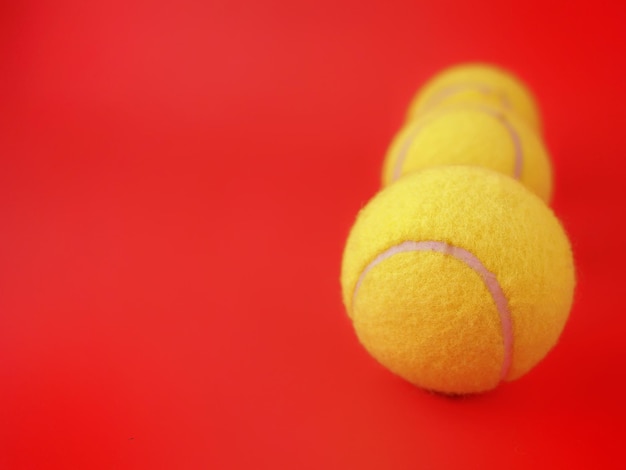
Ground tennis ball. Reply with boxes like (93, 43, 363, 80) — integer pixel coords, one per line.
(382, 105, 553, 203)
(407, 63, 541, 131)
(341, 166, 575, 395)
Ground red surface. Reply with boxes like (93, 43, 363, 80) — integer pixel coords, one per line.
(1, 1, 625, 468)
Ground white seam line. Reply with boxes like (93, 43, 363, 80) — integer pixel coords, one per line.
(352, 240, 513, 381)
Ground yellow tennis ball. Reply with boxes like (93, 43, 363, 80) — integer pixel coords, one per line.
(407, 63, 541, 131)
(341, 166, 575, 395)
(382, 105, 553, 203)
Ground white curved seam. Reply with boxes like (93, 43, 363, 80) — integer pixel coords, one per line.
(352, 240, 513, 381)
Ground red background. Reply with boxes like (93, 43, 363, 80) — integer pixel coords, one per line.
(1, 1, 625, 468)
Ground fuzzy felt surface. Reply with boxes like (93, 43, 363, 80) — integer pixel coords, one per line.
(381, 105, 553, 202)
(341, 167, 575, 394)
(406, 63, 542, 132)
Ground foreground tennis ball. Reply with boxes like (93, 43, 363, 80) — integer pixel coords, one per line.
(407, 63, 541, 131)
(382, 105, 553, 202)
(341, 167, 575, 395)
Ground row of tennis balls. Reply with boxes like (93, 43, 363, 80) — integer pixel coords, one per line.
(340, 64, 576, 396)
(384, 63, 552, 202)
